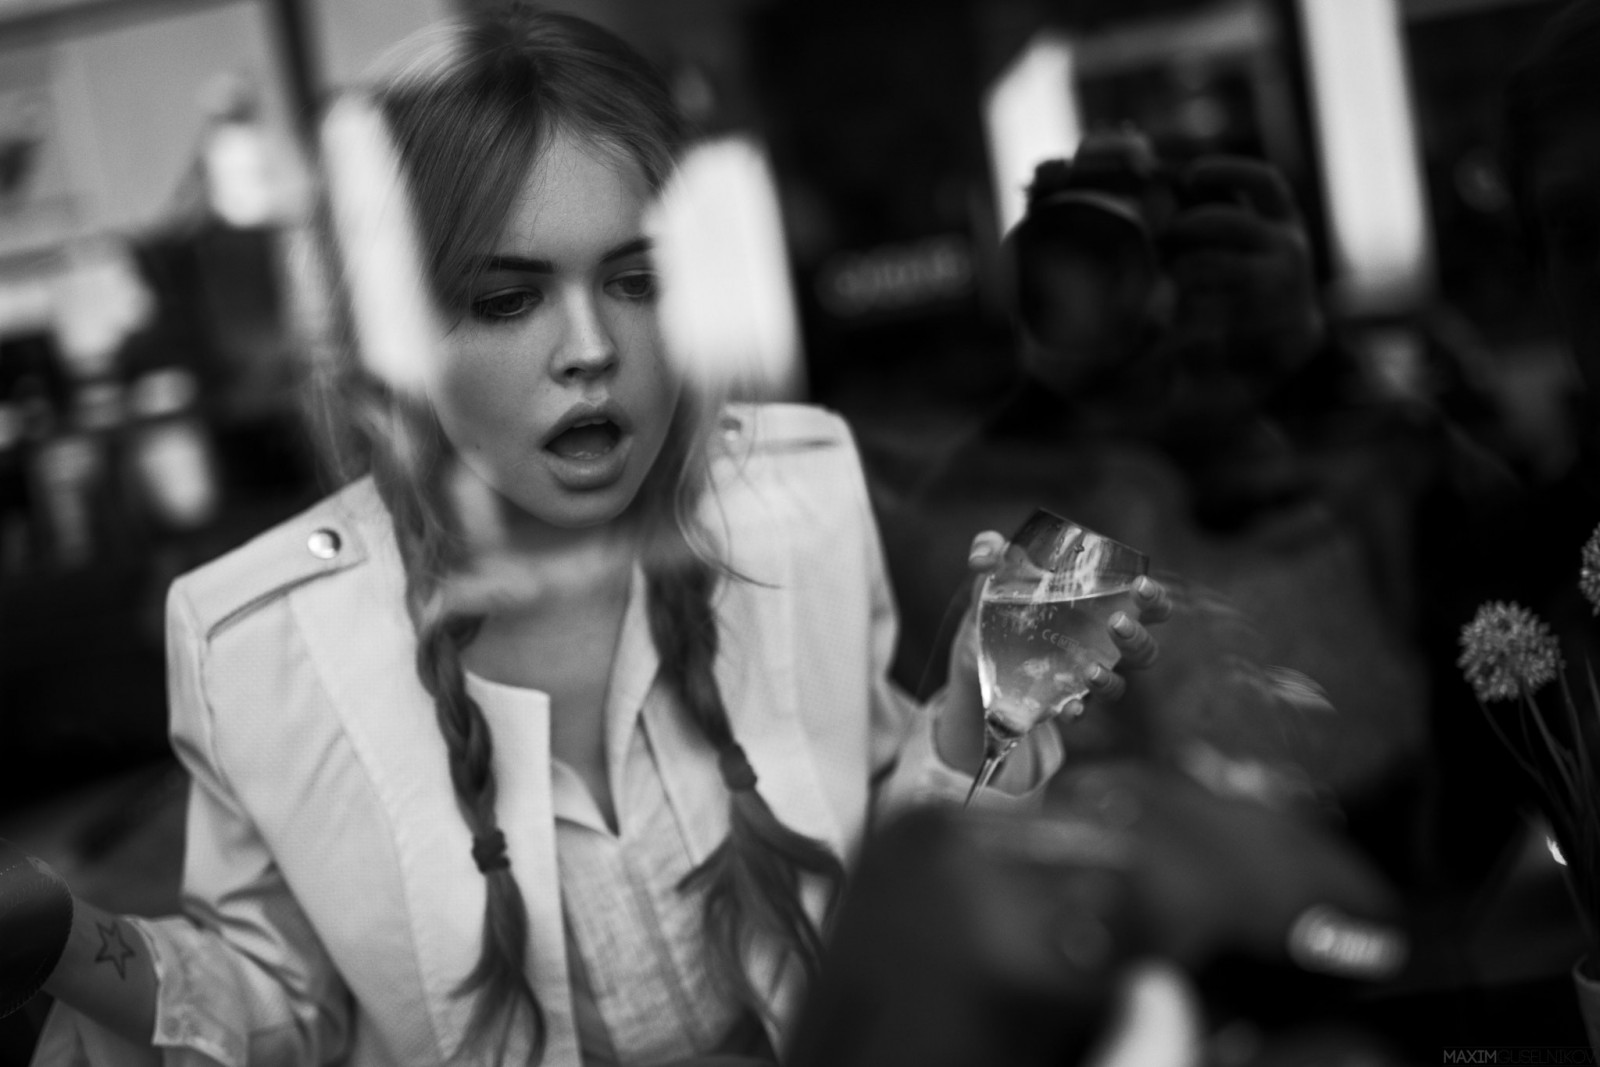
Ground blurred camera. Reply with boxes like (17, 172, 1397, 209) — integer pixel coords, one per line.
(1005, 129, 1179, 355)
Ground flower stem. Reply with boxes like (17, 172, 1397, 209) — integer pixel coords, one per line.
(1525, 688, 1582, 816)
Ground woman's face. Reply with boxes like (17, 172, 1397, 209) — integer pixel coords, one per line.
(429, 127, 680, 535)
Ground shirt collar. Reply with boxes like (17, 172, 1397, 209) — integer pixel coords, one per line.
(605, 562, 660, 800)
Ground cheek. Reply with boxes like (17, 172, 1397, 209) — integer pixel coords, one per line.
(635, 376, 683, 470)
(616, 320, 675, 404)
(632, 362, 686, 475)
(429, 341, 538, 452)
(616, 311, 666, 363)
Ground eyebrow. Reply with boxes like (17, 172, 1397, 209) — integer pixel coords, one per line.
(472, 237, 654, 275)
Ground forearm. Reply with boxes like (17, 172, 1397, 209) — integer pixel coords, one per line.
(42, 894, 160, 1050)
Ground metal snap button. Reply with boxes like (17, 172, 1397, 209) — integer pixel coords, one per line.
(307, 528, 342, 559)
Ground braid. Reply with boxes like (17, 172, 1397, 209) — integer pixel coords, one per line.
(374, 426, 545, 1061)
(643, 518, 846, 1015)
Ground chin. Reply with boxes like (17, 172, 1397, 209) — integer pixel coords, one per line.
(519, 480, 646, 532)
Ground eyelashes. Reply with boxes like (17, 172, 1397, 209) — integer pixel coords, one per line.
(608, 271, 658, 301)
(467, 272, 658, 324)
(472, 290, 541, 320)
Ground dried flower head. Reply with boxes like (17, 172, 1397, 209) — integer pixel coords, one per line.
(1582, 525, 1600, 616)
(1458, 601, 1562, 702)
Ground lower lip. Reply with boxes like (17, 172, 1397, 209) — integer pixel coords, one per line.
(544, 433, 632, 491)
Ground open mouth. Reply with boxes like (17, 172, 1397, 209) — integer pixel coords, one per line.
(545, 417, 623, 460)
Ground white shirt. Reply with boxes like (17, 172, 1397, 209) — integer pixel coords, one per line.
(463, 582, 1059, 1067)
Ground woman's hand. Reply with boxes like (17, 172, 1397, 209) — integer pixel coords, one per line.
(934, 531, 1172, 773)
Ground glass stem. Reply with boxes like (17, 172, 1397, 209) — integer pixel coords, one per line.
(964, 734, 1021, 808)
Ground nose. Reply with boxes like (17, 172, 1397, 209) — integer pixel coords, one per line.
(551, 291, 617, 382)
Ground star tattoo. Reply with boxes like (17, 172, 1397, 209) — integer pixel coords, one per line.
(94, 920, 136, 980)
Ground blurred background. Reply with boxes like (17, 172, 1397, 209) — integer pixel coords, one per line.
(0, 0, 1585, 1060)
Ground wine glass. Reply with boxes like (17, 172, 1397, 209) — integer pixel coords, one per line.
(965, 510, 1149, 806)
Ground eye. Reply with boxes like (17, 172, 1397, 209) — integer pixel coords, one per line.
(472, 289, 541, 321)
(607, 271, 658, 302)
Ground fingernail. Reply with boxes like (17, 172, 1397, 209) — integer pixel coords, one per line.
(1135, 576, 1155, 598)
(1111, 613, 1135, 637)
(1086, 663, 1107, 682)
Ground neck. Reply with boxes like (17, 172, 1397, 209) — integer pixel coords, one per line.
(500, 506, 639, 559)
(439, 493, 644, 624)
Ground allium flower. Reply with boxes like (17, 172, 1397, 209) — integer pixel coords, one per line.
(1457, 601, 1562, 703)
(1581, 525, 1600, 616)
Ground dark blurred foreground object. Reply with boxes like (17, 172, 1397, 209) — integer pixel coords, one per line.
(0, 838, 71, 1019)
(787, 763, 1407, 1067)
(787, 805, 1132, 1067)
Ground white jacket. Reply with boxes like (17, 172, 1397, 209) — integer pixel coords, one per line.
(33, 403, 1059, 1066)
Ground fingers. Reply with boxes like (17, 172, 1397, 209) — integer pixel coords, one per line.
(1084, 662, 1125, 704)
(1109, 609, 1159, 671)
(1131, 575, 1172, 625)
(966, 530, 1006, 574)
(1082, 593, 1160, 707)
(965, 530, 1007, 606)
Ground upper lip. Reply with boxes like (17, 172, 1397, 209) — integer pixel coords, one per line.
(542, 400, 630, 448)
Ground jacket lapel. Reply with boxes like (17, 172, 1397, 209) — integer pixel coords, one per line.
(295, 471, 849, 1059)
(291, 484, 577, 1064)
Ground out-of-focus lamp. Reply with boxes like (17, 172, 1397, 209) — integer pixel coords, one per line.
(50, 239, 154, 380)
(648, 136, 803, 401)
(983, 32, 1083, 239)
(199, 73, 304, 229)
(1297, 0, 1433, 314)
(205, 121, 280, 228)
(320, 96, 439, 397)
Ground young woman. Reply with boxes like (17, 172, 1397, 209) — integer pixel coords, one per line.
(21, 6, 1165, 1064)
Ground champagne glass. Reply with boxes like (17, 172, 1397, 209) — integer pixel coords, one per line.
(965, 510, 1149, 806)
